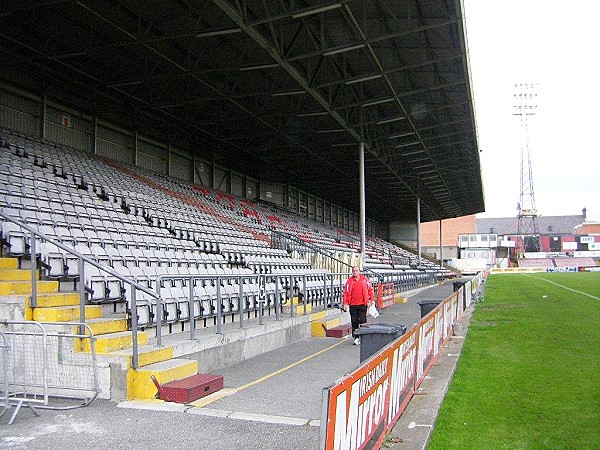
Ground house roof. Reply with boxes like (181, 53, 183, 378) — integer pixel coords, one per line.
(573, 222, 600, 235)
(476, 215, 584, 236)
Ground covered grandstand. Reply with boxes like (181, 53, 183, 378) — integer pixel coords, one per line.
(0, 0, 484, 408)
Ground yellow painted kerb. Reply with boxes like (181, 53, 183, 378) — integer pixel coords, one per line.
(127, 359, 198, 400)
(311, 318, 340, 337)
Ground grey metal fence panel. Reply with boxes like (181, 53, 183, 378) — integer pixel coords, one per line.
(0, 321, 100, 425)
(0, 330, 9, 420)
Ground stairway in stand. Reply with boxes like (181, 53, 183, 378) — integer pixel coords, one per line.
(0, 256, 221, 403)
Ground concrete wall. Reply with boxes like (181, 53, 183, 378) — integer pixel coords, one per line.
(389, 221, 418, 245)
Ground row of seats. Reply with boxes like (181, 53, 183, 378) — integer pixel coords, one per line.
(518, 257, 596, 268)
(1, 132, 446, 331)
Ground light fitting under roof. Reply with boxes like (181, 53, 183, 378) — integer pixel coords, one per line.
(196, 28, 241, 38)
(291, 3, 342, 19)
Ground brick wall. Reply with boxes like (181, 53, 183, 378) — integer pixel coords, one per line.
(421, 215, 477, 246)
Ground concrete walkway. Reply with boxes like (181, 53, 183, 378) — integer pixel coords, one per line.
(0, 280, 471, 449)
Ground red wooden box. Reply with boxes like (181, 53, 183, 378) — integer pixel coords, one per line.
(325, 323, 352, 338)
(152, 374, 223, 404)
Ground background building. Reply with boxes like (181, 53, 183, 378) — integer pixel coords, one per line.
(420, 209, 599, 272)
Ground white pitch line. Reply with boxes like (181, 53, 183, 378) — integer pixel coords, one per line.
(527, 275, 600, 301)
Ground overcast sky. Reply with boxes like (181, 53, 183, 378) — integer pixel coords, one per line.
(463, 0, 600, 222)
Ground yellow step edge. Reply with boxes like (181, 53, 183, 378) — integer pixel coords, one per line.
(99, 345, 175, 370)
(290, 296, 313, 305)
(32, 305, 103, 322)
(0, 258, 18, 269)
(127, 359, 198, 400)
(27, 292, 80, 308)
(111, 346, 175, 369)
(77, 330, 149, 353)
(395, 295, 408, 304)
(310, 310, 327, 321)
(282, 304, 312, 315)
(0, 280, 59, 296)
(114, 347, 175, 369)
(0, 269, 39, 281)
(311, 318, 340, 337)
(135, 347, 175, 369)
(75, 318, 128, 336)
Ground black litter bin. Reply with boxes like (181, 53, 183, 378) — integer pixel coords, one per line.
(417, 300, 441, 318)
(355, 323, 407, 362)
(452, 280, 467, 292)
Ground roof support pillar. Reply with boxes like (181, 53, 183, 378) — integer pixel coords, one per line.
(416, 197, 421, 263)
(93, 116, 98, 155)
(439, 219, 444, 268)
(359, 142, 366, 266)
(40, 94, 47, 140)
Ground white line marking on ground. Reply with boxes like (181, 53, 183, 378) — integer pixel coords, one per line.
(228, 411, 310, 426)
(117, 400, 188, 412)
(117, 401, 318, 426)
(186, 408, 232, 418)
(526, 275, 600, 301)
(408, 421, 432, 429)
(2, 436, 36, 447)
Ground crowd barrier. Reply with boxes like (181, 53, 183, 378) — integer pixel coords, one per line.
(375, 283, 395, 310)
(320, 272, 486, 449)
(0, 321, 100, 425)
(0, 330, 8, 421)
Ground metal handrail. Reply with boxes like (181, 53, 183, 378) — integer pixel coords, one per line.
(152, 271, 349, 346)
(0, 211, 159, 368)
(270, 229, 384, 280)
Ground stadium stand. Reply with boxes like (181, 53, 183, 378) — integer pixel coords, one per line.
(553, 257, 595, 268)
(1, 131, 453, 335)
(516, 256, 596, 269)
(517, 258, 555, 268)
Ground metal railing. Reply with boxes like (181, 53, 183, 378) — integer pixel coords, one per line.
(0, 329, 9, 421)
(270, 229, 387, 281)
(0, 211, 160, 357)
(0, 320, 99, 425)
(1, 212, 440, 373)
(151, 271, 349, 347)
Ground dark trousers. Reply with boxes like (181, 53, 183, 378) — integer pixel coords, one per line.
(349, 305, 367, 338)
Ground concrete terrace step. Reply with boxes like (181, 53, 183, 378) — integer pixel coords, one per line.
(0, 258, 18, 269)
(281, 303, 312, 315)
(78, 330, 149, 354)
(100, 344, 175, 370)
(32, 304, 103, 322)
(127, 358, 198, 400)
(78, 316, 129, 336)
(0, 279, 59, 295)
(311, 318, 341, 337)
(29, 292, 80, 308)
(0, 268, 38, 281)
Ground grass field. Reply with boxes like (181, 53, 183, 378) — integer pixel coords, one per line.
(427, 272, 600, 450)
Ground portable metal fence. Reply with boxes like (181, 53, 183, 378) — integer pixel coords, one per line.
(0, 329, 9, 421)
(0, 320, 100, 425)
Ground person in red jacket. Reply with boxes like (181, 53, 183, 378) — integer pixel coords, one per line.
(342, 266, 375, 345)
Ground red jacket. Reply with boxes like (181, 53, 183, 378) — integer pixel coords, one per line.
(343, 275, 374, 306)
